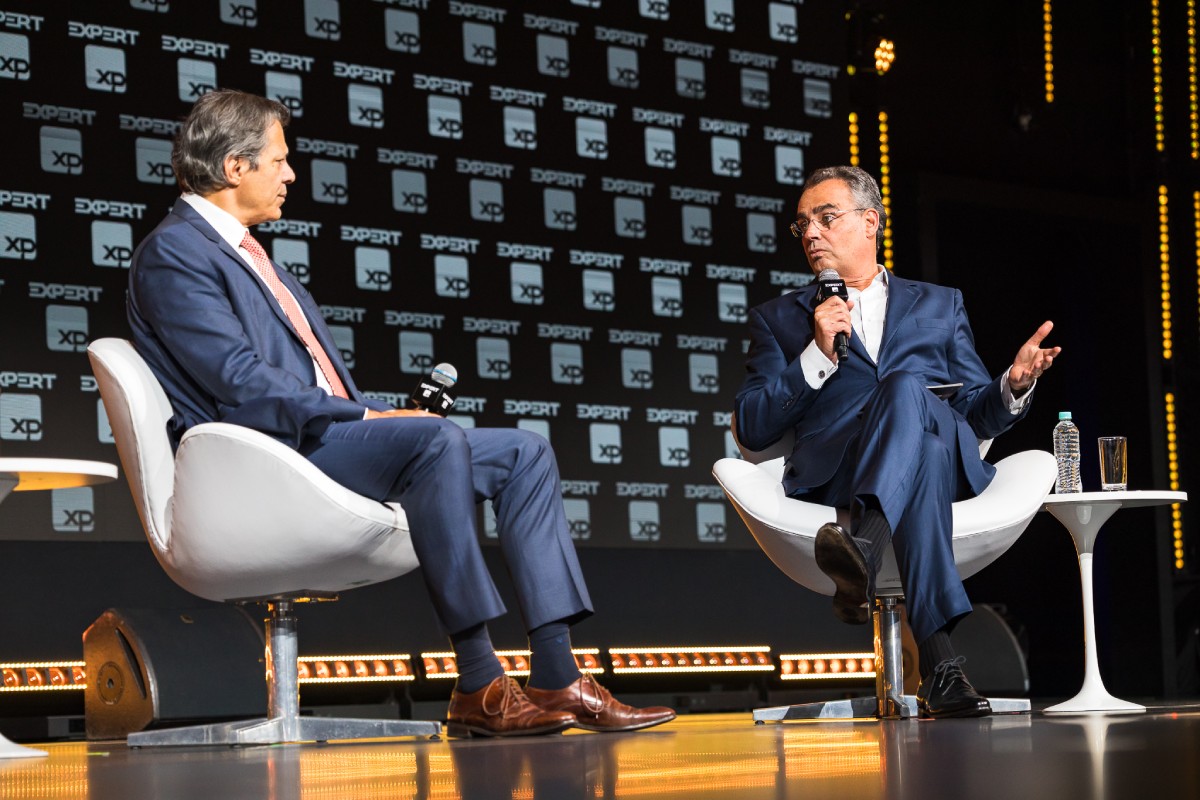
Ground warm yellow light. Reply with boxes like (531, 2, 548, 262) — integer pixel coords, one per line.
(874, 38, 895, 74)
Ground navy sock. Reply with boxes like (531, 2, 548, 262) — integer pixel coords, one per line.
(449, 623, 505, 694)
(918, 629, 958, 680)
(527, 621, 582, 691)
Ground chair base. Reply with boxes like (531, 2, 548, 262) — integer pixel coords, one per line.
(753, 695, 1031, 722)
(127, 715, 441, 747)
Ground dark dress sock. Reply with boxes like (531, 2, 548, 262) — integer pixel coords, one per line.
(917, 629, 958, 680)
(855, 507, 893, 569)
(449, 622, 505, 694)
(526, 621, 583, 691)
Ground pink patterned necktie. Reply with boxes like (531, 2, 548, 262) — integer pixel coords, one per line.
(239, 231, 350, 399)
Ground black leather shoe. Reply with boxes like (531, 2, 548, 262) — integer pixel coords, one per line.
(814, 523, 874, 625)
(916, 657, 992, 719)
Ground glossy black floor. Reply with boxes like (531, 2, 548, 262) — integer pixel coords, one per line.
(3, 703, 1199, 800)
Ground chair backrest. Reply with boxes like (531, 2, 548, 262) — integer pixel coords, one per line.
(87, 338, 176, 553)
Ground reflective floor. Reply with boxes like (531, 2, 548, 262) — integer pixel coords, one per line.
(3, 706, 1199, 800)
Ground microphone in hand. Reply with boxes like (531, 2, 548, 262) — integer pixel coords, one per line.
(409, 363, 458, 416)
(816, 268, 850, 360)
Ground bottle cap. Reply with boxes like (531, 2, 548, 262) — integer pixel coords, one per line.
(1058, 411, 1072, 420)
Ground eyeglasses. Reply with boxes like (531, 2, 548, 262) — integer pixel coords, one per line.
(789, 208, 869, 238)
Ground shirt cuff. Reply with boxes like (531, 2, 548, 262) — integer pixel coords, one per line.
(801, 340, 837, 389)
(1001, 367, 1033, 414)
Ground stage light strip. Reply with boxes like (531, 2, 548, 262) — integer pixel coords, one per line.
(1160, 185, 1173, 360)
(608, 646, 773, 674)
(296, 654, 416, 684)
(1165, 392, 1185, 570)
(779, 652, 875, 681)
(1190, 0, 1198, 157)
(878, 111, 893, 271)
(419, 649, 604, 680)
(1043, 1, 1055, 102)
(0, 661, 86, 692)
(1153, 0, 1166, 151)
(848, 111, 861, 166)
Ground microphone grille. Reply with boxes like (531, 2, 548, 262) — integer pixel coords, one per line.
(817, 268, 840, 281)
(431, 363, 458, 386)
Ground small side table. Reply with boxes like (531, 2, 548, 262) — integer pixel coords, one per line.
(0, 457, 118, 758)
(1041, 490, 1187, 714)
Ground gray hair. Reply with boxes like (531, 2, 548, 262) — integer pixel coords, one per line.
(172, 89, 290, 195)
(803, 166, 888, 251)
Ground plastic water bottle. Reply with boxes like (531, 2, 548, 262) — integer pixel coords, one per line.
(1053, 411, 1082, 493)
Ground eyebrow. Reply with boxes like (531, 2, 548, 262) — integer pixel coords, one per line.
(795, 202, 838, 219)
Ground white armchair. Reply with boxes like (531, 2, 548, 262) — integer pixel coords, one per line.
(713, 421, 1055, 719)
(87, 337, 441, 745)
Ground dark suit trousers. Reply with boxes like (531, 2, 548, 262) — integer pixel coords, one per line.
(302, 417, 593, 636)
(809, 371, 976, 642)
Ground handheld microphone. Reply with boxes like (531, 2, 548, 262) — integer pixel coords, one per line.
(816, 268, 850, 361)
(409, 362, 458, 416)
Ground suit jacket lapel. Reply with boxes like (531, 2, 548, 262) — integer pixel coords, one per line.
(878, 274, 918, 363)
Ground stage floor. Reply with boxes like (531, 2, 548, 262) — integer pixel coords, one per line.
(4, 704, 1200, 799)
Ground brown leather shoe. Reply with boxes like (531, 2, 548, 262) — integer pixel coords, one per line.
(446, 676, 576, 738)
(524, 675, 676, 733)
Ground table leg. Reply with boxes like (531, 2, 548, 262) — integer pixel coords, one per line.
(1043, 553, 1144, 714)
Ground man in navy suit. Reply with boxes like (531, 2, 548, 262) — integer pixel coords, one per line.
(128, 89, 674, 738)
(735, 166, 1060, 717)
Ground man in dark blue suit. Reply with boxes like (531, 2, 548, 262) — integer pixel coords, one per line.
(735, 166, 1060, 718)
(128, 89, 674, 737)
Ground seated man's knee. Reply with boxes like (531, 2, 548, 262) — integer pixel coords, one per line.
(874, 371, 930, 407)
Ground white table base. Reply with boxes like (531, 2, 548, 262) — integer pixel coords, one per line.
(0, 733, 46, 759)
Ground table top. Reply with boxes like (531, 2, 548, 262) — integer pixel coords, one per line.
(0, 458, 118, 491)
(1042, 489, 1187, 510)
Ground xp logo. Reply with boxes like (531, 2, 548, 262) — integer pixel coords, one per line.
(717, 156, 742, 176)
(329, 325, 355, 369)
(563, 499, 591, 540)
(653, 277, 683, 317)
(697, 503, 727, 542)
(178, 58, 217, 102)
(355, 247, 391, 291)
(678, 76, 706, 99)
(222, 1, 258, 26)
(622, 347, 654, 390)
(628, 368, 653, 388)
(510, 263, 544, 306)
(505, 107, 537, 150)
(690, 354, 720, 394)
(621, 217, 646, 237)
(0, 212, 37, 261)
(509, 128, 537, 149)
(385, 9, 420, 53)
(659, 427, 691, 468)
(273, 239, 310, 284)
(537, 35, 570, 78)
(583, 271, 616, 312)
(312, 159, 349, 205)
(615, 198, 647, 239)
(755, 232, 777, 250)
(742, 72, 770, 109)
(85, 45, 127, 93)
(350, 84, 384, 129)
(576, 118, 608, 159)
(776, 146, 805, 185)
(545, 189, 576, 230)
(53, 488, 96, 533)
(92, 221, 134, 268)
(628, 501, 660, 542)
(709, 10, 735, 32)
(267, 72, 304, 118)
(470, 180, 505, 223)
(40, 127, 83, 175)
(305, 0, 341, 40)
(583, 138, 608, 158)
(608, 48, 640, 88)
(1, 394, 42, 441)
(804, 78, 833, 119)
(477, 337, 512, 381)
(0, 33, 32, 80)
(435, 255, 471, 299)
(47, 305, 89, 353)
(646, 129, 677, 169)
(641, 0, 670, 19)
(136, 137, 175, 185)
(399, 330, 435, 375)
(590, 423, 623, 465)
(429, 96, 464, 139)
(686, 224, 714, 246)
(543, 55, 569, 77)
(774, 22, 798, 43)
(770, 3, 799, 43)
(392, 170, 429, 215)
(551, 344, 584, 385)
(464, 24, 497, 66)
(131, 0, 169, 10)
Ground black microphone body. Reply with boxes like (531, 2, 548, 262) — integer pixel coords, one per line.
(409, 363, 458, 416)
(815, 268, 851, 360)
